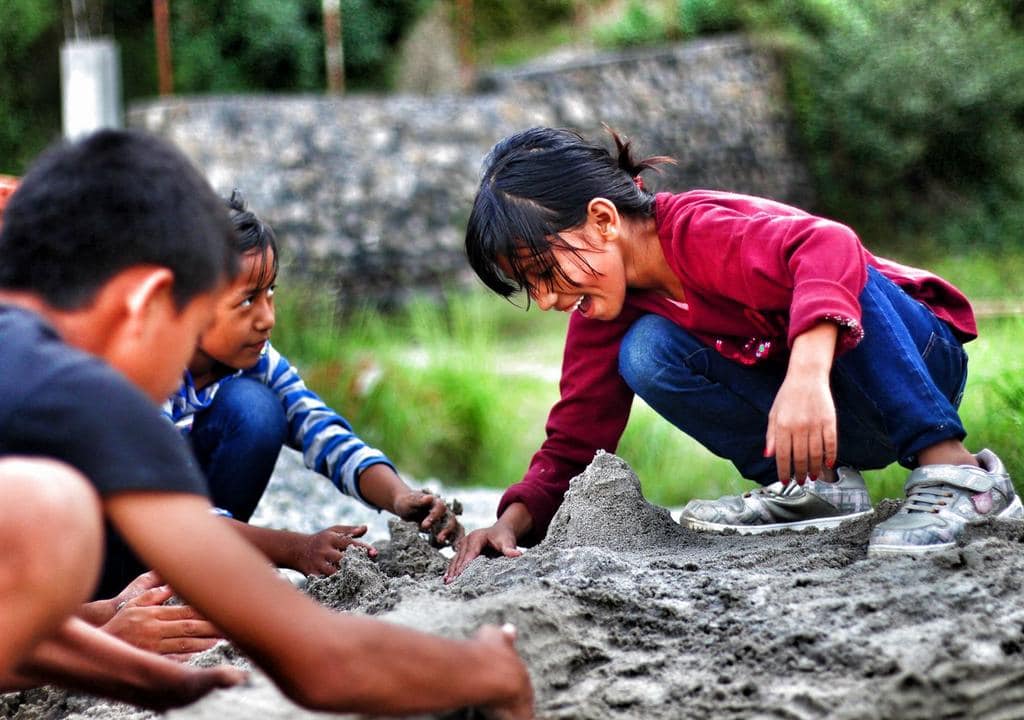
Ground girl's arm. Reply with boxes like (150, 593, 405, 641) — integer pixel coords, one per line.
(225, 518, 377, 576)
(765, 322, 839, 483)
(445, 502, 532, 583)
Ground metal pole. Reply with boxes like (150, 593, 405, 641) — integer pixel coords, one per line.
(323, 0, 345, 94)
(153, 0, 173, 96)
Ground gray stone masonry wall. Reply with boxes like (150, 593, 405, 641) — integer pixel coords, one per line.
(128, 35, 811, 308)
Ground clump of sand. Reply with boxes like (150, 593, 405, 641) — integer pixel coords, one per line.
(6, 451, 1024, 720)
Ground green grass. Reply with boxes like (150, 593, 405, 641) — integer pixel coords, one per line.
(272, 251, 1024, 509)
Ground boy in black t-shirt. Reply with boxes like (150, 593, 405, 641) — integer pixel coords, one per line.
(0, 129, 534, 718)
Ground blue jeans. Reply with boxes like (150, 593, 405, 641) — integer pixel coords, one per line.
(618, 267, 969, 486)
(190, 377, 288, 522)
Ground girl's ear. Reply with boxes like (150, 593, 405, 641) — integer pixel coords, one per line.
(586, 197, 620, 242)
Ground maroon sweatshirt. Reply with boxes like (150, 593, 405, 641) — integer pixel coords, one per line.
(498, 190, 977, 545)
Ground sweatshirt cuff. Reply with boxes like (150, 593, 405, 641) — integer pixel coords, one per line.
(351, 457, 398, 512)
(788, 278, 864, 353)
(498, 482, 562, 547)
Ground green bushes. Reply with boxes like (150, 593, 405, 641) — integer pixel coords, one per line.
(0, 0, 431, 174)
(271, 287, 563, 489)
(751, 0, 1024, 252)
(0, 0, 61, 173)
(596, 0, 1024, 255)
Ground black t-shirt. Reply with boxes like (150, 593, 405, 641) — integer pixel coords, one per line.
(0, 305, 210, 598)
(0, 305, 208, 497)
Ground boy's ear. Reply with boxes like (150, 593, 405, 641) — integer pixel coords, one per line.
(586, 198, 620, 242)
(123, 267, 176, 329)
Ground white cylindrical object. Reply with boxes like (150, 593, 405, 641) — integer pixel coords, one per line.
(61, 38, 123, 139)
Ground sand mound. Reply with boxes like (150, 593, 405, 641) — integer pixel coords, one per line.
(6, 452, 1024, 719)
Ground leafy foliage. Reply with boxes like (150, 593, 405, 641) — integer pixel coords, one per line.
(0, 0, 62, 173)
(595, 0, 1024, 254)
(750, 0, 1024, 250)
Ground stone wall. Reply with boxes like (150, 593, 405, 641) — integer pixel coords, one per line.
(128, 35, 811, 308)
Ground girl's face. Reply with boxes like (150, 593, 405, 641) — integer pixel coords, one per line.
(513, 208, 628, 322)
(195, 248, 276, 371)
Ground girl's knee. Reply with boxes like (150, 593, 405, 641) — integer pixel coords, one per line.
(619, 315, 675, 392)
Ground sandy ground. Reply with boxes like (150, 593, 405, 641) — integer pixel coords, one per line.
(5, 450, 1024, 719)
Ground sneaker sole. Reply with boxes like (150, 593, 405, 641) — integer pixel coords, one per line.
(680, 508, 874, 535)
(867, 495, 1024, 557)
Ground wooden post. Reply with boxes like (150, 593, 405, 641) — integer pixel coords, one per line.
(455, 0, 474, 91)
(323, 0, 345, 94)
(153, 0, 173, 95)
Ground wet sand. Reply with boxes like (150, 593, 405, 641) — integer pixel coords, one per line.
(6, 451, 1024, 719)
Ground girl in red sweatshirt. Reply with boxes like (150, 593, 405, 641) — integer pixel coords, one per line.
(446, 126, 1020, 581)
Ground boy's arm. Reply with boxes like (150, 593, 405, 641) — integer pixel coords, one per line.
(224, 518, 377, 576)
(358, 463, 464, 546)
(2, 616, 244, 710)
(259, 347, 463, 546)
(106, 491, 533, 717)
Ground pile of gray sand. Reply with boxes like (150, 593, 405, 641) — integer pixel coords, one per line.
(6, 450, 1024, 719)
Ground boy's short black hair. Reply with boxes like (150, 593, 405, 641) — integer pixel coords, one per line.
(0, 129, 238, 310)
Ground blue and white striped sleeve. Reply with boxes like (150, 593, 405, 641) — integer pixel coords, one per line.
(249, 343, 395, 509)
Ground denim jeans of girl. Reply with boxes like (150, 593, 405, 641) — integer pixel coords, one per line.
(618, 267, 969, 486)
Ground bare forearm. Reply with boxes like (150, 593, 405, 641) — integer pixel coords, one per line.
(6, 617, 184, 697)
(355, 463, 405, 512)
(77, 597, 117, 626)
(498, 502, 534, 541)
(226, 518, 303, 570)
(787, 322, 839, 378)
(276, 616, 526, 714)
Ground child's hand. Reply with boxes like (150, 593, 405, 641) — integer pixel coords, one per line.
(101, 583, 223, 661)
(474, 623, 535, 719)
(392, 491, 464, 547)
(293, 525, 377, 577)
(766, 323, 839, 484)
(445, 524, 522, 583)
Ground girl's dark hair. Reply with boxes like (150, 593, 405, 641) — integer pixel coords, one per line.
(465, 126, 674, 299)
(225, 189, 279, 287)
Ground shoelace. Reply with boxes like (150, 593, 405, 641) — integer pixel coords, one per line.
(901, 482, 955, 513)
(780, 481, 806, 497)
(745, 482, 806, 499)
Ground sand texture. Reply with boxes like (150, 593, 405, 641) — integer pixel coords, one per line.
(5, 450, 1024, 719)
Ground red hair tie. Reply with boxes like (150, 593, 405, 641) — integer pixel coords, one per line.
(633, 175, 644, 191)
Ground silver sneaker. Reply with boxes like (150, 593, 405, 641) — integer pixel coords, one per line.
(679, 467, 874, 534)
(868, 449, 1024, 556)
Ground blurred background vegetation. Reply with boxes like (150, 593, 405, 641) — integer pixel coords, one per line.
(4, 0, 1024, 502)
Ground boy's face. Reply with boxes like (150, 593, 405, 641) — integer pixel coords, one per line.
(195, 248, 277, 371)
(116, 287, 221, 402)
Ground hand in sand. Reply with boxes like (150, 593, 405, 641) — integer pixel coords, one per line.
(477, 623, 535, 720)
(444, 523, 522, 584)
(128, 662, 247, 711)
(101, 583, 222, 661)
(393, 490, 464, 547)
(294, 524, 377, 577)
